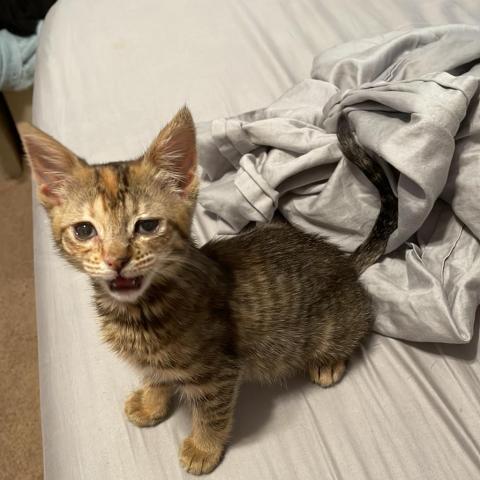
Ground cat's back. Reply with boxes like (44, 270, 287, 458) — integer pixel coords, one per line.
(201, 222, 370, 380)
(201, 221, 361, 317)
(202, 221, 353, 277)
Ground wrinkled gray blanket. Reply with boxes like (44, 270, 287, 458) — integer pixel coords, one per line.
(196, 24, 480, 344)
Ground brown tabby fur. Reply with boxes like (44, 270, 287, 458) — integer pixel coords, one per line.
(20, 108, 397, 475)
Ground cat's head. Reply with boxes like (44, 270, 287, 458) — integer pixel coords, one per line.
(20, 107, 197, 303)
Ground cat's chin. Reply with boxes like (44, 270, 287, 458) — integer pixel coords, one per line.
(99, 272, 154, 303)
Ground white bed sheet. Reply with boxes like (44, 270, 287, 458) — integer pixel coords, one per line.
(33, 0, 480, 478)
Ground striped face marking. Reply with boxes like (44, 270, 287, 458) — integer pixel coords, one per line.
(99, 167, 119, 198)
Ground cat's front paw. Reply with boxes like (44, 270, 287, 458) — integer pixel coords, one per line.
(179, 437, 223, 475)
(124, 387, 170, 427)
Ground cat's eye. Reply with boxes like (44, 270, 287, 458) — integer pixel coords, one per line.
(135, 219, 160, 235)
(73, 222, 97, 240)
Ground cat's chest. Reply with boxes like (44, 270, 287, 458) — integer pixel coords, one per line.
(98, 312, 208, 387)
(99, 313, 183, 369)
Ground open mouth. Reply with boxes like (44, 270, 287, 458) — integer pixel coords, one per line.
(108, 275, 143, 292)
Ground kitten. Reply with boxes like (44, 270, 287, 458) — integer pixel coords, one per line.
(20, 108, 397, 475)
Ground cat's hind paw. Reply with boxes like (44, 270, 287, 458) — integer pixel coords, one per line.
(309, 360, 346, 388)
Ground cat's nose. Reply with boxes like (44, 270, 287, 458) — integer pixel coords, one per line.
(104, 255, 130, 272)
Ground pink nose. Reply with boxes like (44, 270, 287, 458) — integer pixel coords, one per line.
(104, 256, 129, 272)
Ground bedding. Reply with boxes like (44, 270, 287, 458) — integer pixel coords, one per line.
(33, 0, 480, 479)
(0, 24, 40, 90)
(197, 24, 480, 344)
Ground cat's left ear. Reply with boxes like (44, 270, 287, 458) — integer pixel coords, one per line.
(145, 106, 197, 196)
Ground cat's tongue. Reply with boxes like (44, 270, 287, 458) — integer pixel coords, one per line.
(110, 275, 142, 291)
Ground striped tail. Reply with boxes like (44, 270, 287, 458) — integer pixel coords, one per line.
(336, 113, 398, 274)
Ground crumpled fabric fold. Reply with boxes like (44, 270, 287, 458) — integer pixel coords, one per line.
(0, 22, 41, 90)
(196, 24, 480, 344)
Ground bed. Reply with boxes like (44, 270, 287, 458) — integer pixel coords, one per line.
(33, 0, 480, 478)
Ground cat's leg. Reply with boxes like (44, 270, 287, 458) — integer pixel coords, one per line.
(124, 383, 173, 427)
(179, 374, 240, 475)
(309, 359, 347, 388)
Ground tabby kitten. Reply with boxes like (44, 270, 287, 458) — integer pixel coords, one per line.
(20, 108, 397, 475)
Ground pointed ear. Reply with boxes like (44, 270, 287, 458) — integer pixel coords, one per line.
(145, 106, 197, 195)
(18, 122, 82, 208)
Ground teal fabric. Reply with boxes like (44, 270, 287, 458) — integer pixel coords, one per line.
(0, 22, 41, 90)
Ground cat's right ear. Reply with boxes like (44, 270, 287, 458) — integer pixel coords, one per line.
(18, 123, 82, 208)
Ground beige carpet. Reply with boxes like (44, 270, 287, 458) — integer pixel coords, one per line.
(0, 93, 43, 479)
